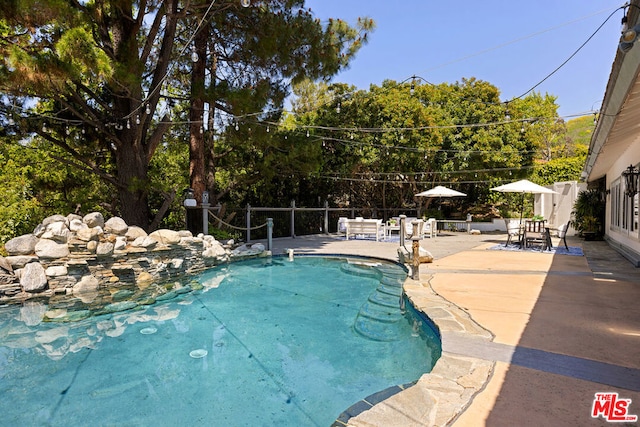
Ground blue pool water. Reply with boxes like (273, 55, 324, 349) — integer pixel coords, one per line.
(0, 256, 440, 426)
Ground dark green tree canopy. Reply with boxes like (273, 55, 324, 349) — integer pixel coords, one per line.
(0, 0, 373, 229)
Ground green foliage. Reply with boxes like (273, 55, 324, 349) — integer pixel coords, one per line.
(572, 189, 605, 235)
(0, 0, 374, 229)
(0, 137, 109, 243)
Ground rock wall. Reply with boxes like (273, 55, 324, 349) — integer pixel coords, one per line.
(0, 212, 267, 309)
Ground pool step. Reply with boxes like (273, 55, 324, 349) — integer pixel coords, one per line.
(340, 262, 382, 279)
(353, 316, 400, 342)
(353, 264, 408, 342)
(378, 284, 403, 296)
(368, 291, 400, 308)
(358, 301, 403, 323)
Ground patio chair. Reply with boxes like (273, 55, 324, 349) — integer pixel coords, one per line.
(524, 220, 548, 250)
(505, 219, 521, 247)
(557, 221, 570, 250)
(422, 218, 437, 238)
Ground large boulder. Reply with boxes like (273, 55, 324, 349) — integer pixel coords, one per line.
(83, 212, 105, 228)
(69, 218, 88, 232)
(149, 229, 181, 245)
(6, 256, 38, 269)
(41, 221, 70, 243)
(35, 239, 70, 259)
(203, 240, 228, 259)
(4, 234, 39, 256)
(20, 262, 48, 292)
(42, 214, 68, 228)
(125, 226, 147, 241)
(104, 217, 128, 235)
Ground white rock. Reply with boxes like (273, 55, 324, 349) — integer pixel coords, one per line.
(125, 226, 147, 240)
(131, 236, 157, 249)
(149, 229, 181, 245)
(114, 236, 127, 251)
(87, 241, 98, 253)
(251, 243, 265, 252)
(66, 213, 82, 223)
(45, 266, 68, 277)
(35, 239, 70, 259)
(20, 262, 48, 292)
(41, 214, 68, 228)
(4, 234, 39, 256)
(96, 242, 114, 257)
(104, 217, 128, 235)
(76, 227, 101, 242)
(83, 212, 105, 228)
(69, 218, 88, 232)
(203, 241, 228, 259)
(6, 256, 38, 269)
(178, 230, 193, 238)
(41, 221, 70, 243)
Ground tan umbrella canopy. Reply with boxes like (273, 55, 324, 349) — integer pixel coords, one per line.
(491, 179, 557, 221)
(415, 185, 466, 211)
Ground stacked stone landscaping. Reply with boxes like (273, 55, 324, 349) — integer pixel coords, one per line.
(0, 212, 267, 320)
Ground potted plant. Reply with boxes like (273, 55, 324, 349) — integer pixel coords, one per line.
(572, 189, 605, 239)
(580, 215, 598, 240)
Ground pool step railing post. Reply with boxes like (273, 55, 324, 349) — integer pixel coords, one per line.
(202, 200, 210, 236)
(246, 203, 251, 242)
(411, 236, 420, 279)
(399, 215, 407, 247)
(290, 200, 296, 238)
(267, 218, 273, 251)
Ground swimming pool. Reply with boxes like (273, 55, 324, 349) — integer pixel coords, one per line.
(0, 255, 441, 426)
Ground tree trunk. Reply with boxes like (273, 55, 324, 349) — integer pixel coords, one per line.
(116, 141, 151, 228)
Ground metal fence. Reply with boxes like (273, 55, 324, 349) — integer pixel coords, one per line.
(192, 201, 419, 241)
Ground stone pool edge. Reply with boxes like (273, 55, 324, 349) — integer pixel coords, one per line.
(341, 275, 495, 427)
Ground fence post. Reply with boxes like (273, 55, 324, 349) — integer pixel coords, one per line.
(267, 218, 273, 251)
(246, 203, 251, 242)
(399, 215, 407, 247)
(290, 200, 296, 238)
(324, 200, 329, 234)
(202, 203, 210, 236)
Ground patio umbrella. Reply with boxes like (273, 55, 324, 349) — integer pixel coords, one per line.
(415, 185, 466, 211)
(491, 179, 557, 222)
(415, 185, 466, 198)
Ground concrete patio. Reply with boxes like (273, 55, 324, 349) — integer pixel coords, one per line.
(263, 232, 640, 426)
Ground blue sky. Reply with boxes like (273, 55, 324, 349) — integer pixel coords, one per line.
(304, 0, 627, 119)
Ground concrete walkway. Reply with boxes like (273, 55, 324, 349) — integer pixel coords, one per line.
(264, 232, 640, 426)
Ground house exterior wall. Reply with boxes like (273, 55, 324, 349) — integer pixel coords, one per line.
(604, 141, 640, 265)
